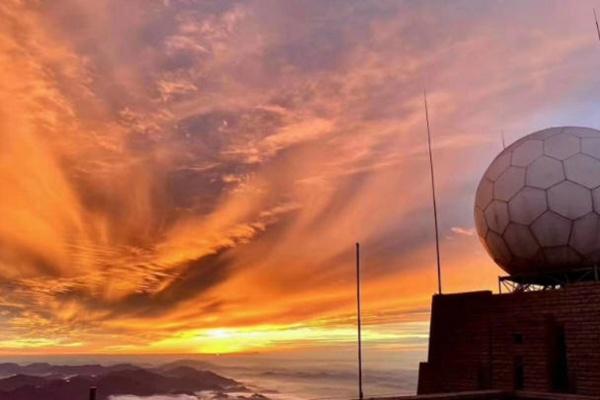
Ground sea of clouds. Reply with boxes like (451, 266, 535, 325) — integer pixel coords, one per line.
(110, 396, 198, 400)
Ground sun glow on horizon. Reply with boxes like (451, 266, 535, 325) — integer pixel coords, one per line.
(145, 324, 426, 354)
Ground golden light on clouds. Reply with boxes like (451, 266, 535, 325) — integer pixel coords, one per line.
(146, 324, 415, 354)
(0, 0, 599, 354)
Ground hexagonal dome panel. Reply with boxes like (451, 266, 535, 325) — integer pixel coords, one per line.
(530, 211, 571, 247)
(570, 212, 600, 255)
(484, 200, 509, 234)
(474, 207, 487, 238)
(508, 187, 547, 224)
(548, 181, 592, 219)
(475, 179, 494, 210)
(529, 127, 563, 140)
(511, 140, 543, 167)
(485, 151, 511, 181)
(585, 250, 600, 265)
(475, 126, 600, 275)
(510, 251, 546, 273)
(503, 223, 538, 259)
(593, 188, 600, 213)
(564, 153, 600, 189)
(485, 231, 511, 266)
(582, 137, 600, 160)
(494, 166, 525, 201)
(526, 156, 564, 189)
(543, 246, 581, 268)
(544, 133, 580, 160)
(566, 126, 600, 138)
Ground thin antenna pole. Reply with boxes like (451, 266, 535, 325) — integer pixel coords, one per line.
(501, 130, 506, 149)
(355, 242, 364, 400)
(423, 91, 443, 295)
(594, 8, 600, 42)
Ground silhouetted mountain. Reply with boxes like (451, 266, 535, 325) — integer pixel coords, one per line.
(0, 376, 93, 400)
(161, 366, 240, 388)
(94, 369, 171, 398)
(0, 361, 249, 400)
(158, 358, 217, 371)
(0, 362, 139, 378)
(0, 363, 26, 377)
(0, 375, 47, 391)
(248, 394, 269, 400)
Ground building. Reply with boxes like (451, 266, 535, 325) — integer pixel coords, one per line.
(417, 127, 600, 397)
(417, 281, 600, 395)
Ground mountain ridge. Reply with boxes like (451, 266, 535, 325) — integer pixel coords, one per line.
(0, 361, 254, 400)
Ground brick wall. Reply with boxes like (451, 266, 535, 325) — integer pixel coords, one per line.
(417, 283, 600, 396)
(371, 390, 599, 400)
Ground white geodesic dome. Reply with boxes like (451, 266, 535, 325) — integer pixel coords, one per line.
(475, 126, 600, 276)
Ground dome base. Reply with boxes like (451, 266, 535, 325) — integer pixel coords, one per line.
(498, 265, 600, 293)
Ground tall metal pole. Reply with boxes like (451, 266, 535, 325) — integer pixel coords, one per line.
(594, 8, 600, 42)
(424, 90, 443, 295)
(355, 242, 364, 400)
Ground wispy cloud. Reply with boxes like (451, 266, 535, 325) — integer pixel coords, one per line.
(450, 227, 476, 237)
(0, 0, 598, 353)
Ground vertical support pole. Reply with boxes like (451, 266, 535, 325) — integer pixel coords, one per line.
(424, 91, 443, 294)
(356, 242, 364, 400)
(89, 386, 97, 400)
(594, 8, 600, 42)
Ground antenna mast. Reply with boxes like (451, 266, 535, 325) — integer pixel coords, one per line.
(594, 8, 600, 42)
(424, 91, 443, 295)
(355, 242, 364, 400)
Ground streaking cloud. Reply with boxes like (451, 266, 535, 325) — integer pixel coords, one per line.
(0, 0, 599, 354)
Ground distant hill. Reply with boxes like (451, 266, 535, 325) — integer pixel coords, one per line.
(0, 361, 251, 400)
(160, 366, 239, 388)
(0, 375, 47, 391)
(157, 358, 218, 371)
(0, 362, 139, 378)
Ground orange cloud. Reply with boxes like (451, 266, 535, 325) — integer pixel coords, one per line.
(0, 0, 598, 355)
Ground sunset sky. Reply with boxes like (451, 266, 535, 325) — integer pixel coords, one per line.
(1, 0, 600, 355)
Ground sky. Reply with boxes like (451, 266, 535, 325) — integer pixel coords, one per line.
(1, 0, 600, 356)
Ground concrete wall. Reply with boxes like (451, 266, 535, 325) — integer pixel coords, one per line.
(417, 283, 600, 396)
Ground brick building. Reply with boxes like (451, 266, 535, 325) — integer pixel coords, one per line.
(417, 282, 600, 395)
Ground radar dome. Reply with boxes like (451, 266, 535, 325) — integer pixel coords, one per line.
(475, 126, 600, 276)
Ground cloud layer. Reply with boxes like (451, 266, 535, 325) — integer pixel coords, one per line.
(1, 0, 600, 353)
